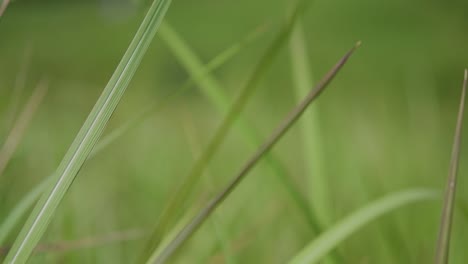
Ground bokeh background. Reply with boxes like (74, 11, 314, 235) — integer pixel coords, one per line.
(1, 0, 468, 263)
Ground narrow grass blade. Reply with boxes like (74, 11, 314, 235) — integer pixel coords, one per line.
(147, 206, 200, 264)
(289, 17, 331, 226)
(94, 21, 267, 154)
(0, 80, 48, 178)
(141, 1, 316, 258)
(434, 69, 468, 264)
(289, 17, 344, 264)
(150, 42, 360, 264)
(288, 189, 439, 264)
(181, 113, 236, 264)
(3, 46, 33, 132)
(158, 22, 234, 110)
(0, 28, 257, 249)
(3, 0, 172, 262)
(160, 20, 322, 234)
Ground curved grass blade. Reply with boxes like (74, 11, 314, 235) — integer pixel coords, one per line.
(288, 189, 439, 264)
(149, 42, 361, 264)
(160, 20, 321, 234)
(0, 80, 48, 178)
(0, 25, 261, 247)
(434, 69, 468, 264)
(141, 1, 316, 259)
(3, 0, 172, 262)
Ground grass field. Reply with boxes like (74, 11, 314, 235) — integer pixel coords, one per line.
(1, 0, 468, 263)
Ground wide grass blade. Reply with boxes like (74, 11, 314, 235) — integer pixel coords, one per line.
(149, 42, 360, 264)
(140, 1, 316, 259)
(434, 69, 468, 264)
(288, 189, 439, 264)
(0, 27, 258, 248)
(0, 80, 48, 178)
(3, 0, 172, 262)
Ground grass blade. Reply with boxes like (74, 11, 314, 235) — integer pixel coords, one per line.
(149, 42, 360, 264)
(94, 21, 267, 154)
(0, 80, 48, 178)
(141, 1, 316, 258)
(3, 46, 33, 132)
(0, 180, 48, 246)
(181, 114, 236, 264)
(160, 20, 322, 233)
(288, 189, 438, 264)
(0, 27, 257, 248)
(434, 69, 468, 264)
(3, 0, 172, 262)
(289, 16, 344, 264)
(289, 17, 331, 226)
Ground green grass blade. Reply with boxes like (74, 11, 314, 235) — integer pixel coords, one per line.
(288, 189, 439, 264)
(94, 20, 266, 154)
(141, 1, 316, 258)
(150, 42, 360, 264)
(0, 180, 49, 246)
(289, 17, 344, 264)
(289, 17, 331, 226)
(146, 208, 198, 264)
(434, 69, 467, 264)
(0, 80, 48, 178)
(181, 114, 236, 264)
(160, 20, 322, 232)
(3, 0, 172, 262)
(158, 22, 229, 110)
(0, 27, 256, 249)
(3, 46, 33, 133)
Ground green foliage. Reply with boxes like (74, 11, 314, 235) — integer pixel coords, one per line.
(1, 0, 467, 263)
(288, 189, 439, 264)
(3, 0, 172, 262)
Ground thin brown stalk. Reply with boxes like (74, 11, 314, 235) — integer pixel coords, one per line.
(435, 69, 468, 264)
(153, 41, 361, 264)
(0, 80, 48, 177)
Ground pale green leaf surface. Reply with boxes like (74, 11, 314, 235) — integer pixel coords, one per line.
(288, 189, 439, 264)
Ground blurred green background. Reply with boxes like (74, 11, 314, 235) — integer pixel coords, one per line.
(1, 0, 468, 263)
